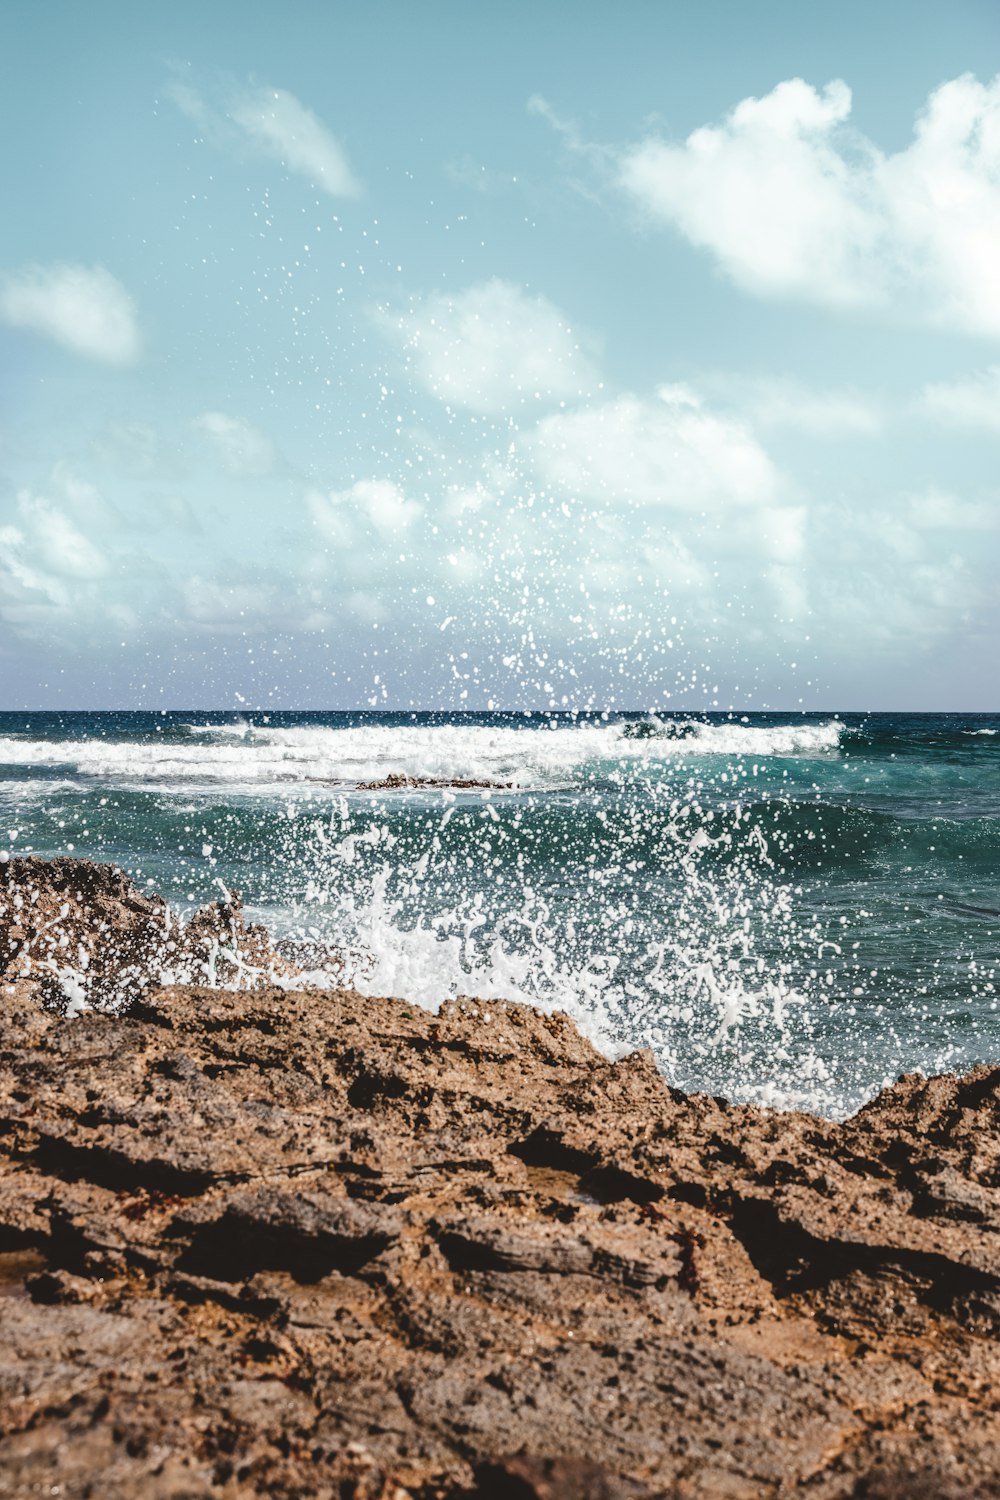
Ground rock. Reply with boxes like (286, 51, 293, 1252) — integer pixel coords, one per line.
(355, 774, 513, 791)
(0, 855, 300, 1012)
(0, 857, 999, 1496)
(473, 1454, 648, 1498)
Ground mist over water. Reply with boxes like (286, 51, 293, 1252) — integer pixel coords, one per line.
(1, 708, 997, 1117)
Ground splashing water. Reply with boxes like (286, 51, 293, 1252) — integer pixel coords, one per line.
(0, 708, 997, 1116)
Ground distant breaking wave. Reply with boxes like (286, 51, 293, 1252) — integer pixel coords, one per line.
(621, 716, 843, 756)
(0, 718, 846, 793)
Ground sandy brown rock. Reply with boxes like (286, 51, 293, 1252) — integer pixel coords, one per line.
(1, 858, 999, 1497)
(0, 855, 305, 1011)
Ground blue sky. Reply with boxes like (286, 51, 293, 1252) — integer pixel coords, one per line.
(1, 0, 999, 708)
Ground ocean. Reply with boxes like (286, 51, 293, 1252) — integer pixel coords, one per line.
(0, 709, 997, 1117)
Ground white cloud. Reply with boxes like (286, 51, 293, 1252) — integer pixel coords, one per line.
(17, 493, 108, 578)
(617, 74, 1000, 336)
(920, 366, 1000, 429)
(638, 535, 709, 593)
(0, 526, 69, 617)
(306, 487, 355, 549)
(909, 488, 999, 529)
(803, 492, 994, 661)
(168, 77, 359, 198)
(167, 80, 211, 128)
(310, 479, 422, 536)
(358, 479, 422, 531)
(0, 489, 110, 635)
(767, 562, 809, 620)
(194, 412, 277, 476)
(0, 263, 139, 364)
(378, 279, 598, 414)
(755, 505, 807, 561)
(183, 576, 266, 625)
(531, 383, 779, 508)
(716, 376, 883, 435)
(230, 85, 360, 198)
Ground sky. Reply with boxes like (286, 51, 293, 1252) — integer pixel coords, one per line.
(1, 0, 999, 710)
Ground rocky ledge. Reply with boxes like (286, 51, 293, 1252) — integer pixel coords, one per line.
(1, 859, 999, 1498)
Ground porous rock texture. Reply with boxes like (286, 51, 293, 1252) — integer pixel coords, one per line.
(0, 855, 305, 1012)
(1, 859, 999, 1498)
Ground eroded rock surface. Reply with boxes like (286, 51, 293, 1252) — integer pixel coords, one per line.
(0, 855, 306, 1011)
(1, 859, 999, 1497)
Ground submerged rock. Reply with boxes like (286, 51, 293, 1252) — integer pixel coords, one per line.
(0, 857, 998, 1496)
(355, 773, 513, 791)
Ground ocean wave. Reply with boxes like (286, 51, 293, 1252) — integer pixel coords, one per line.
(670, 718, 843, 756)
(0, 718, 846, 793)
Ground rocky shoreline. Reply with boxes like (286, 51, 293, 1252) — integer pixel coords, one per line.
(1, 858, 999, 1497)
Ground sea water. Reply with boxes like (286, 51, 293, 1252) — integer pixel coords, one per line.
(0, 709, 997, 1117)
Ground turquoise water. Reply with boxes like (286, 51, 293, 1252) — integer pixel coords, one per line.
(0, 710, 997, 1115)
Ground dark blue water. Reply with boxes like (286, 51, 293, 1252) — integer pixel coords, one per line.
(0, 709, 997, 1115)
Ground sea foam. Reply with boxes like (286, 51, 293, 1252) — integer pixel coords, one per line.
(0, 717, 845, 795)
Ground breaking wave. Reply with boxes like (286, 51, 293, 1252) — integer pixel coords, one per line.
(0, 716, 845, 794)
(0, 709, 996, 1117)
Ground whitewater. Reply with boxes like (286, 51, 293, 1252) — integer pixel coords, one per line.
(0, 708, 997, 1116)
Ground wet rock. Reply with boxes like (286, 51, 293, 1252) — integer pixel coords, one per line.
(355, 774, 513, 791)
(0, 856, 299, 1012)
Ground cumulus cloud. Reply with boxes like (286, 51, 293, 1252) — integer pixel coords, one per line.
(0, 489, 111, 635)
(531, 383, 779, 508)
(194, 412, 277, 475)
(170, 76, 359, 198)
(310, 479, 422, 538)
(616, 74, 1000, 336)
(0, 263, 139, 364)
(377, 279, 599, 414)
(0, 526, 69, 620)
(920, 366, 1000, 430)
(16, 494, 108, 579)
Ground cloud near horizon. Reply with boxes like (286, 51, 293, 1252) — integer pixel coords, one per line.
(616, 73, 1000, 337)
(0, 263, 140, 364)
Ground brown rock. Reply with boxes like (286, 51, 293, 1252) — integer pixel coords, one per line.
(473, 1454, 647, 1498)
(355, 774, 513, 791)
(0, 855, 302, 1012)
(0, 857, 999, 1496)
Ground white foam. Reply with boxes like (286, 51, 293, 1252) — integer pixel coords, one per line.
(681, 719, 843, 756)
(259, 793, 848, 1116)
(0, 718, 845, 795)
